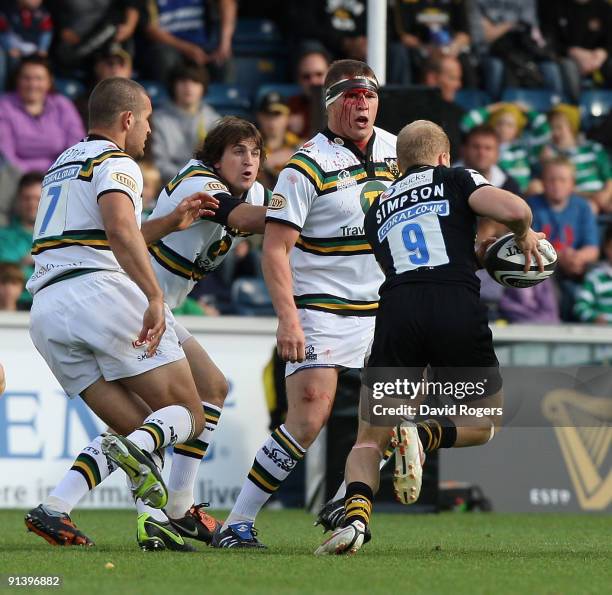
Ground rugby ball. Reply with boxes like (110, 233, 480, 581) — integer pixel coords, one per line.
(484, 233, 557, 288)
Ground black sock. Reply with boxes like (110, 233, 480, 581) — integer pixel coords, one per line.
(343, 481, 374, 527)
(417, 416, 457, 450)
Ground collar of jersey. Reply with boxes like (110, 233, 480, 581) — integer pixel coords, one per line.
(322, 127, 376, 167)
(86, 133, 123, 150)
(398, 164, 434, 180)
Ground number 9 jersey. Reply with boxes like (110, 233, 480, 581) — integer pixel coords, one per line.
(364, 165, 491, 294)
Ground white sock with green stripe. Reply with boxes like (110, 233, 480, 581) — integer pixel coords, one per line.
(128, 405, 195, 453)
(166, 402, 222, 519)
(222, 425, 305, 529)
(45, 435, 117, 514)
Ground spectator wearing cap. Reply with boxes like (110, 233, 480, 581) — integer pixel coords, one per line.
(0, 262, 25, 311)
(75, 43, 133, 126)
(151, 63, 220, 183)
(256, 91, 302, 189)
(0, 171, 43, 308)
(0, 55, 84, 173)
(287, 49, 330, 139)
(537, 104, 612, 213)
(0, 0, 53, 89)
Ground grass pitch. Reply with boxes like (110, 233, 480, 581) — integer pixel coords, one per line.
(1, 509, 610, 595)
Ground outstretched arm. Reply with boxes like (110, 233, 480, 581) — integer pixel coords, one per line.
(227, 204, 267, 234)
(141, 192, 218, 244)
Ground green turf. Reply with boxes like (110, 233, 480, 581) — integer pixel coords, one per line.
(0, 509, 610, 595)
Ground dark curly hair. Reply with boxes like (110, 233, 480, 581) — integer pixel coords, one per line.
(195, 116, 265, 167)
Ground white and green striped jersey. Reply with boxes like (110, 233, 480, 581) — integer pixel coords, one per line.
(575, 264, 612, 322)
(542, 141, 611, 193)
(266, 127, 399, 316)
(461, 107, 550, 192)
(27, 137, 143, 296)
(148, 159, 270, 309)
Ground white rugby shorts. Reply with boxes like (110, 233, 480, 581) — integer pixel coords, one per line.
(30, 271, 185, 397)
(285, 309, 376, 377)
(174, 320, 193, 346)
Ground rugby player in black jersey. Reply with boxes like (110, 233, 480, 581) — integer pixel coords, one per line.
(316, 120, 545, 555)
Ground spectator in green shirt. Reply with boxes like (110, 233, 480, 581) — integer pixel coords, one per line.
(0, 171, 43, 307)
(575, 227, 612, 324)
(537, 103, 612, 213)
(461, 101, 550, 194)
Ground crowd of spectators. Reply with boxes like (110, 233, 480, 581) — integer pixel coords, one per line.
(0, 0, 609, 324)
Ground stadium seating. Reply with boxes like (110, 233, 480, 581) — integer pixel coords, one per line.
(454, 89, 492, 112)
(230, 278, 274, 316)
(233, 18, 284, 55)
(254, 83, 301, 107)
(500, 88, 563, 113)
(225, 56, 289, 95)
(206, 83, 252, 118)
(579, 90, 612, 130)
(138, 80, 169, 107)
(54, 78, 85, 100)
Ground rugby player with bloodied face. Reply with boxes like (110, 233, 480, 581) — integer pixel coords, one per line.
(325, 73, 379, 149)
(212, 61, 400, 549)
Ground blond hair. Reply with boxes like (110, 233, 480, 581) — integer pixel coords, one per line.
(396, 120, 450, 171)
(548, 103, 580, 136)
(542, 155, 576, 178)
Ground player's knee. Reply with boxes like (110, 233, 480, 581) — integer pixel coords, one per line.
(189, 404, 206, 437)
(291, 415, 326, 447)
(198, 374, 229, 407)
(301, 383, 334, 406)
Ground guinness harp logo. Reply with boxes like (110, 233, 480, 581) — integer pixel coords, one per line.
(542, 390, 611, 511)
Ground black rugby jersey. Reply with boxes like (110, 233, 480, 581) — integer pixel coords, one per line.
(364, 164, 490, 293)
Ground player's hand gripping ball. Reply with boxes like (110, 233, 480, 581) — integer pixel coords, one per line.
(485, 232, 557, 288)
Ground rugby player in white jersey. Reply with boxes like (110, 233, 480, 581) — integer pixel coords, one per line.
(23, 78, 210, 546)
(213, 60, 401, 548)
(26, 116, 270, 550)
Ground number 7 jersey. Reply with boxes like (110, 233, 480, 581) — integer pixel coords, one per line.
(364, 165, 491, 293)
(27, 138, 143, 296)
